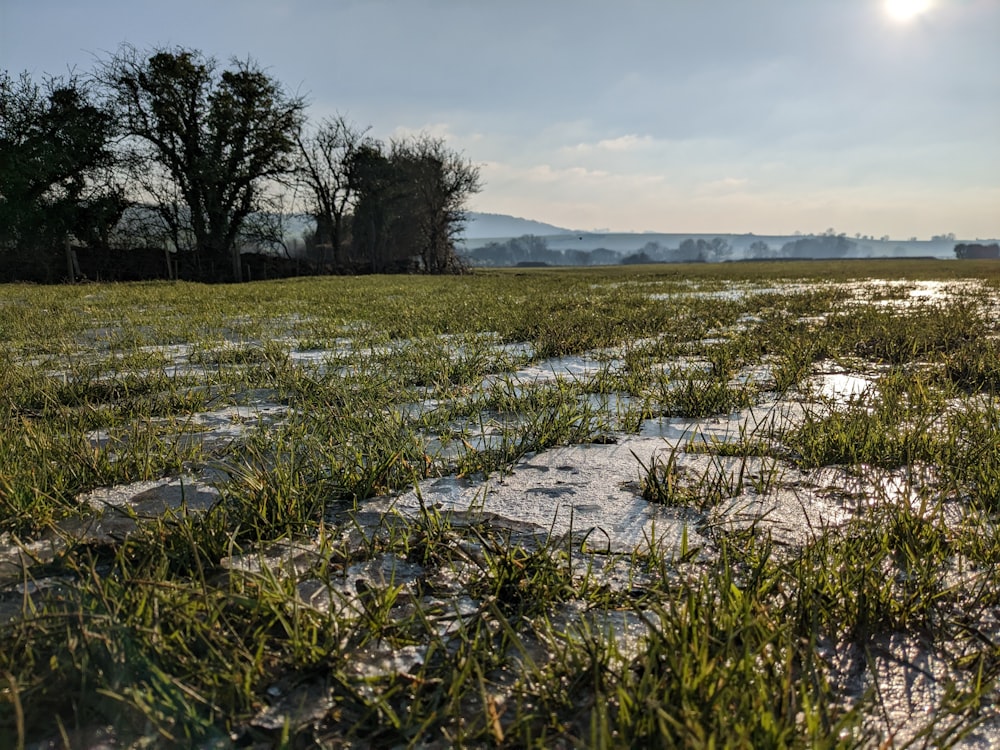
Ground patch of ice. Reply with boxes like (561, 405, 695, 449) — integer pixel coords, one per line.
(373, 437, 708, 555)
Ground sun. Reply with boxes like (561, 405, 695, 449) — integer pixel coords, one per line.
(884, 0, 933, 22)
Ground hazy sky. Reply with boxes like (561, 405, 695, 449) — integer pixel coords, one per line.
(2, 0, 998, 238)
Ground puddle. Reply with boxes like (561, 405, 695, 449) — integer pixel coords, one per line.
(810, 368, 878, 404)
(87, 399, 289, 455)
(647, 278, 992, 315)
(639, 399, 805, 443)
(863, 279, 985, 308)
(650, 285, 797, 303)
(79, 475, 221, 515)
(371, 437, 714, 555)
(834, 632, 969, 745)
(250, 680, 333, 734)
(497, 351, 620, 384)
(0, 475, 221, 585)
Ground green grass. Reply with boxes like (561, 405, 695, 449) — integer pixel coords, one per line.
(2, 260, 1000, 747)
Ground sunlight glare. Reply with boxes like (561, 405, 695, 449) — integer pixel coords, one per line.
(885, 0, 933, 22)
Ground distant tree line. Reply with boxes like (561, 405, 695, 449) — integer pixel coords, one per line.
(464, 235, 620, 267)
(0, 45, 480, 283)
(464, 233, 875, 267)
(465, 237, 737, 267)
(954, 243, 999, 260)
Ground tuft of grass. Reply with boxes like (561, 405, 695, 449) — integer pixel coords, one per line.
(785, 369, 949, 470)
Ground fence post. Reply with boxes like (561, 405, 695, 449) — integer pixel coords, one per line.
(65, 235, 75, 282)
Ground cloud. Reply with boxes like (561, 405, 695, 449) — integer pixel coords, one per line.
(484, 161, 666, 189)
(391, 123, 454, 140)
(565, 134, 656, 154)
(525, 165, 610, 183)
(698, 177, 751, 194)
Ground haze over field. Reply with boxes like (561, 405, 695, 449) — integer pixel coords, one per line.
(2, 0, 997, 240)
(457, 212, 973, 266)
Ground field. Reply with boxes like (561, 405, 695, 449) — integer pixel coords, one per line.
(2, 260, 1000, 748)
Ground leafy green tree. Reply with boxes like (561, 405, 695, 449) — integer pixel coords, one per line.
(0, 71, 122, 280)
(102, 46, 306, 281)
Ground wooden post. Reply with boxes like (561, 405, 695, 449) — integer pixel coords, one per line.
(232, 245, 243, 283)
(65, 235, 75, 282)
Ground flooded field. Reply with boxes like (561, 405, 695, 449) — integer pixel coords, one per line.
(2, 260, 1000, 747)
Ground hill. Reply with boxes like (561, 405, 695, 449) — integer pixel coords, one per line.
(461, 212, 572, 239)
(456, 217, 987, 266)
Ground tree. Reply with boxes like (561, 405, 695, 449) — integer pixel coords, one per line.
(781, 234, 857, 259)
(955, 243, 1000, 260)
(0, 70, 122, 280)
(747, 240, 773, 259)
(348, 135, 481, 274)
(709, 237, 732, 261)
(346, 141, 400, 272)
(466, 235, 562, 266)
(296, 115, 372, 270)
(589, 248, 619, 266)
(677, 238, 711, 262)
(391, 135, 482, 273)
(101, 46, 306, 281)
(635, 241, 667, 262)
(672, 238, 731, 263)
(621, 250, 654, 265)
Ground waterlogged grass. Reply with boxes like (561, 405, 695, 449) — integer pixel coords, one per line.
(1, 260, 1000, 746)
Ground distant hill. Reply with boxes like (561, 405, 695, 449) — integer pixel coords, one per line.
(456, 212, 997, 265)
(461, 212, 572, 239)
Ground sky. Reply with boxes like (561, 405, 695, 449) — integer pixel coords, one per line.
(2, 0, 998, 239)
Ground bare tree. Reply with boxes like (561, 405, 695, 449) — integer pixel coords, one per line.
(100, 45, 306, 281)
(295, 114, 371, 270)
(238, 190, 298, 257)
(389, 134, 482, 274)
(347, 135, 482, 274)
(345, 141, 397, 272)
